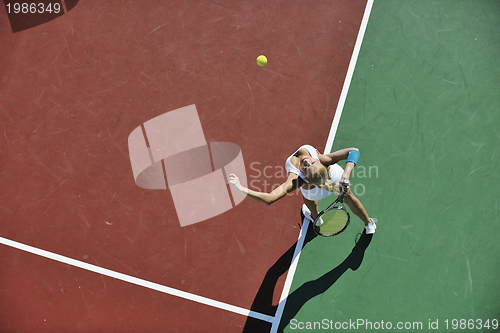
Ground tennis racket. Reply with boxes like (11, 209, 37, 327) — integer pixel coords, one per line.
(313, 180, 350, 237)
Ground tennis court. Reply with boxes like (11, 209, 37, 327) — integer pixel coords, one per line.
(276, 0, 500, 332)
(0, 0, 365, 331)
(1, 0, 499, 332)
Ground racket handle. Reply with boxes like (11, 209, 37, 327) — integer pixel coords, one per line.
(338, 180, 349, 202)
(341, 179, 349, 192)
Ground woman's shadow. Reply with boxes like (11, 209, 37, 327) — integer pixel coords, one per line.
(242, 214, 373, 332)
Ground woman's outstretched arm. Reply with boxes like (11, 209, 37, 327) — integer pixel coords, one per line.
(227, 172, 302, 205)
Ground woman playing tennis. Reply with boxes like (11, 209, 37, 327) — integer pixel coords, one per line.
(227, 144, 377, 234)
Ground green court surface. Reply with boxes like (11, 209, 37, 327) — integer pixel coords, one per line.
(280, 0, 500, 332)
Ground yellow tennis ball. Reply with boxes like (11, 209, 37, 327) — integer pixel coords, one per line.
(256, 55, 267, 66)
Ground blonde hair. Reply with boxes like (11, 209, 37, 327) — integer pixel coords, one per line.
(307, 165, 341, 195)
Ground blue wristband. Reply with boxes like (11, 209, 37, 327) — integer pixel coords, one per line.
(346, 150, 360, 165)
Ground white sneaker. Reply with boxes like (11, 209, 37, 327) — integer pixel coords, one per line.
(301, 204, 313, 222)
(365, 218, 377, 234)
(315, 216, 324, 226)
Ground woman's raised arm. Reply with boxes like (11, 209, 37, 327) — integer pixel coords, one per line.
(317, 147, 359, 166)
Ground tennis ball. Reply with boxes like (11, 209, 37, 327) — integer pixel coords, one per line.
(256, 55, 267, 66)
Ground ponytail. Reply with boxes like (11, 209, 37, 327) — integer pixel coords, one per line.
(317, 180, 341, 195)
(315, 165, 341, 195)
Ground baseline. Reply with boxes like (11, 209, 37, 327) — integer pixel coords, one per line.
(0, 236, 273, 323)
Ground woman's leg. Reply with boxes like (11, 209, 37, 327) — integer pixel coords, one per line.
(302, 197, 318, 219)
(343, 190, 373, 226)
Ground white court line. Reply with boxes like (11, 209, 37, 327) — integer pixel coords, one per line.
(324, 0, 374, 155)
(271, 1, 374, 332)
(0, 236, 273, 323)
(270, 219, 310, 332)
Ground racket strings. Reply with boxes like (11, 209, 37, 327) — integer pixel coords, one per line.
(316, 208, 349, 236)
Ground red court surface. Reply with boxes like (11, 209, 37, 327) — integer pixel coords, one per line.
(0, 1, 366, 331)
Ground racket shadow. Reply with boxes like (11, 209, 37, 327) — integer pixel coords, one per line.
(276, 230, 373, 332)
(241, 211, 319, 332)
